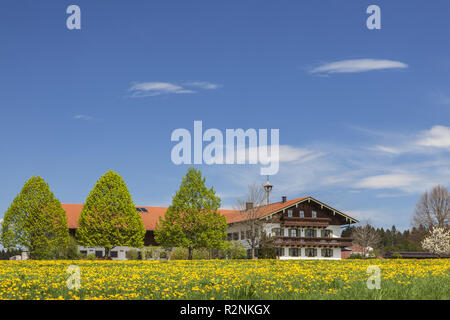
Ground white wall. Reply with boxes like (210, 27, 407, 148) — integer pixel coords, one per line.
(77, 246, 130, 260)
(226, 222, 343, 260)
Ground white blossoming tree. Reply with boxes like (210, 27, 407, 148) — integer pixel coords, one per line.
(421, 227, 450, 257)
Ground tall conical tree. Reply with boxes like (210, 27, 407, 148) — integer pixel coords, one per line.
(76, 170, 145, 257)
(0, 176, 69, 259)
(155, 167, 227, 259)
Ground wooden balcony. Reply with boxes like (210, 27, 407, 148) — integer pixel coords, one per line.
(274, 236, 353, 248)
(281, 215, 331, 227)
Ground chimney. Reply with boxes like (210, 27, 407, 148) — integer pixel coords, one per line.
(282, 196, 287, 203)
(245, 202, 254, 211)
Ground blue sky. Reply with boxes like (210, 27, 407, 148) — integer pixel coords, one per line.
(0, 1, 449, 230)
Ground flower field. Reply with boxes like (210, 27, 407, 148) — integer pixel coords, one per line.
(0, 259, 449, 300)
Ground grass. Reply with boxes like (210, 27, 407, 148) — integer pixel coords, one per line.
(0, 259, 449, 300)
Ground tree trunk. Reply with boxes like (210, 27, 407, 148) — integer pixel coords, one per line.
(104, 247, 110, 260)
(188, 246, 193, 260)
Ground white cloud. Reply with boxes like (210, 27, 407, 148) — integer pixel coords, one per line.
(311, 59, 408, 74)
(222, 145, 324, 169)
(278, 145, 325, 163)
(416, 125, 450, 149)
(354, 173, 420, 189)
(203, 125, 450, 230)
(184, 81, 222, 90)
(128, 81, 221, 97)
(370, 145, 402, 155)
(73, 114, 94, 121)
(129, 82, 193, 97)
(370, 125, 450, 155)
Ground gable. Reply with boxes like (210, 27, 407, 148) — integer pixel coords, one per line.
(261, 197, 358, 225)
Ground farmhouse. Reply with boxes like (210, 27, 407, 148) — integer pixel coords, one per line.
(62, 195, 357, 260)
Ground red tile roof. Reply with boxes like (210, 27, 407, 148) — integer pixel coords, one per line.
(62, 196, 357, 231)
(62, 203, 239, 231)
(224, 197, 309, 224)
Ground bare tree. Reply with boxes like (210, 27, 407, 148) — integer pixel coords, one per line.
(413, 185, 449, 229)
(234, 183, 267, 259)
(352, 221, 380, 257)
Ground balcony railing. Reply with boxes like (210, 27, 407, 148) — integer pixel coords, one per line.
(274, 236, 353, 248)
(281, 215, 331, 227)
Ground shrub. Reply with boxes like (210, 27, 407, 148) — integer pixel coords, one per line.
(193, 248, 210, 260)
(170, 247, 212, 260)
(126, 249, 139, 260)
(221, 241, 247, 259)
(159, 250, 168, 259)
(86, 253, 96, 260)
(391, 252, 403, 259)
(141, 246, 156, 260)
(170, 247, 188, 260)
(349, 253, 365, 259)
(66, 236, 82, 260)
(258, 247, 276, 259)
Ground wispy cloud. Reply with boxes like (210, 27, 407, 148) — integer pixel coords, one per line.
(183, 81, 222, 90)
(370, 145, 403, 155)
(212, 125, 450, 202)
(372, 125, 450, 154)
(128, 81, 221, 97)
(354, 173, 420, 190)
(202, 125, 449, 229)
(310, 59, 408, 74)
(416, 125, 450, 149)
(73, 114, 94, 121)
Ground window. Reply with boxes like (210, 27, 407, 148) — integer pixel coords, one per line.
(287, 209, 293, 217)
(289, 248, 299, 257)
(110, 251, 118, 258)
(305, 248, 317, 257)
(276, 248, 285, 257)
(272, 228, 282, 236)
(95, 250, 103, 258)
(227, 233, 232, 241)
(312, 210, 317, 218)
(288, 228, 298, 237)
(321, 229, 332, 238)
(80, 250, 87, 255)
(241, 231, 245, 240)
(321, 249, 333, 257)
(299, 210, 305, 217)
(305, 229, 317, 237)
(233, 232, 239, 240)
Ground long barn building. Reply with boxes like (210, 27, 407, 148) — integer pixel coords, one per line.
(62, 196, 357, 260)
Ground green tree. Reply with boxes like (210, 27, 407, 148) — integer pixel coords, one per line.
(76, 170, 145, 257)
(154, 167, 227, 259)
(0, 176, 69, 259)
